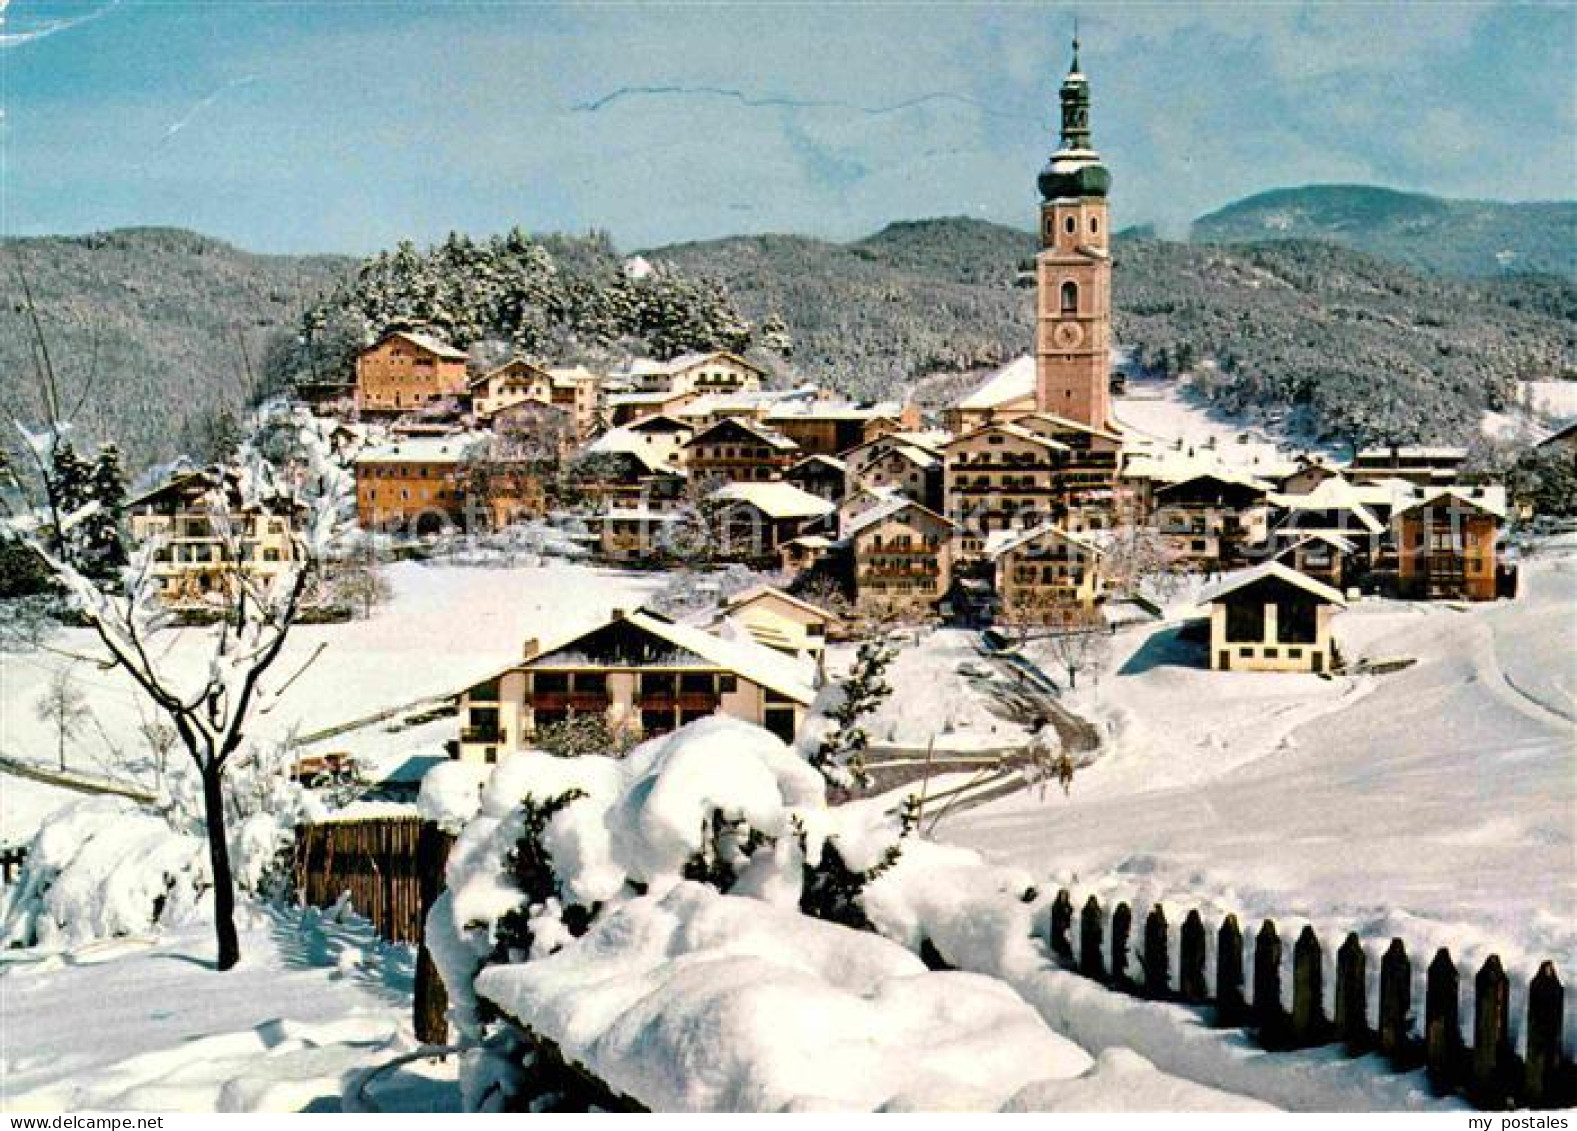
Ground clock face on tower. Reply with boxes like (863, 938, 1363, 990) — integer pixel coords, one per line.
(1052, 321, 1085, 349)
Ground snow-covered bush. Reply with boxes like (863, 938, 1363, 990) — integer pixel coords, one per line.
(426, 716, 1248, 1112)
(0, 788, 313, 950)
(427, 716, 923, 1104)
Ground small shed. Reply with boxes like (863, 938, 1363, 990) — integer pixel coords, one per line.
(1202, 561, 1346, 674)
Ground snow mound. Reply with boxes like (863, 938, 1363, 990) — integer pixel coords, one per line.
(1003, 1048, 1275, 1113)
(417, 761, 491, 833)
(609, 716, 824, 890)
(475, 882, 1094, 1112)
(1, 797, 207, 948)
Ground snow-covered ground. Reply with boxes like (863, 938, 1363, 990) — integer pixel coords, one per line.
(0, 903, 456, 1112)
(1114, 376, 1344, 470)
(0, 561, 661, 841)
(825, 628, 1033, 753)
(944, 543, 1577, 996)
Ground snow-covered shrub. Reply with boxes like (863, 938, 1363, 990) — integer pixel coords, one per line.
(0, 797, 206, 948)
(427, 716, 918, 1090)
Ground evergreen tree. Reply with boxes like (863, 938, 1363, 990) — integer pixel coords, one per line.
(78, 443, 128, 578)
(811, 637, 897, 791)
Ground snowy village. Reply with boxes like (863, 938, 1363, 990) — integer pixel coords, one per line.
(1, 3, 1574, 1119)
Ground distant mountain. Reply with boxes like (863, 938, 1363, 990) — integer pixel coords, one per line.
(1192, 185, 1577, 281)
(4, 213, 1573, 475)
(1, 228, 354, 471)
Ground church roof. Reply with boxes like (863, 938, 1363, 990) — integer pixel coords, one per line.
(954, 355, 1037, 410)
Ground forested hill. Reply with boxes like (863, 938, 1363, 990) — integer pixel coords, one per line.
(4, 205, 1574, 471)
(1192, 185, 1577, 281)
(0, 228, 354, 471)
(648, 218, 1574, 444)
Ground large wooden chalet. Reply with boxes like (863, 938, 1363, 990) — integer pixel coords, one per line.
(454, 608, 816, 761)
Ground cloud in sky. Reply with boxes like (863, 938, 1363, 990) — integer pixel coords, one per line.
(2, 1, 1572, 254)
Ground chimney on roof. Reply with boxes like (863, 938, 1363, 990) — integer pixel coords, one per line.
(522, 637, 540, 660)
(611, 608, 627, 621)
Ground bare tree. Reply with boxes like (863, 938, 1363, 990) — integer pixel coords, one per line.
(33, 665, 88, 771)
(12, 405, 352, 969)
(1041, 609, 1110, 692)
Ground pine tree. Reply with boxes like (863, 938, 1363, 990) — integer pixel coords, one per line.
(77, 443, 127, 578)
(811, 637, 897, 791)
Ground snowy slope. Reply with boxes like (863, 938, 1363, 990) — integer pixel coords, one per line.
(0, 561, 662, 840)
(944, 546, 1577, 1000)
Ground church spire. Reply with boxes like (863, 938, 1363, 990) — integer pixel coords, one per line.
(1059, 33, 1092, 152)
(1038, 32, 1109, 200)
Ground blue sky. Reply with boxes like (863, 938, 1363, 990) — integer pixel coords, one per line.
(2, 1, 1573, 254)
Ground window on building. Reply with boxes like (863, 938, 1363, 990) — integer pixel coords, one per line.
(1060, 282, 1078, 313)
(1278, 597, 1318, 644)
(535, 672, 569, 695)
(1063, 216, 1076, 235)
(1225, 599, 1265, 642)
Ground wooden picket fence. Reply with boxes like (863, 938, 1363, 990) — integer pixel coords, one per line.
(1043, 889, 1573, 1110)
(291, 816, 450, 945)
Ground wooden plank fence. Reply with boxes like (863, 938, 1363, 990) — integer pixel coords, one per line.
(291, 816, 456, 1045)
(291, 817, 449, 945)
(1044, 889, 1573, 1110)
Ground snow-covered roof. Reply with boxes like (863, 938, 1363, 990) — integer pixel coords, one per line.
(844, 496, 956, 539)
(1394, 485, 1508, 521)
(621, 350, 764, 378)
(1352, 446, 1469, 463)
(865, 442, 938, 471)
(377, 329, 468, 361)
(683, 417, 799, 451)
(625, 413, 694, 434)
(1275, 531, 1359, 554)
(709, 481, 834, 521)
(985, 523, 1103, 560)
(599, 508, 684, 523)
(1201, 561, 1347, 608)
(584, 431, 675, 475)
(1269, 479, 1384, 534)
(954, 355, 1036, 410)
(765, 401, 905, 423)
(355, 434, 484, 465)
(524, 609, 815, 705)
(1153, 468, 1274, 495)
(788, 453, 848, 474)
(1537, 419, 1577, 448)
(608, 390, 690, 407)
(468, 357, 550, 389)
(1022, 412, 1125, 444)
(722, 584, 841, 626)
(944, 421, 1070, 453)
(545, 364, 599, 384)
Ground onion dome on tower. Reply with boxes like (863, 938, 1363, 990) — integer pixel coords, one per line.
(1037, 34, 1111, 201)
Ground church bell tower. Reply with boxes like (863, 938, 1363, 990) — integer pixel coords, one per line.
(1035, 35, 1113, 429)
